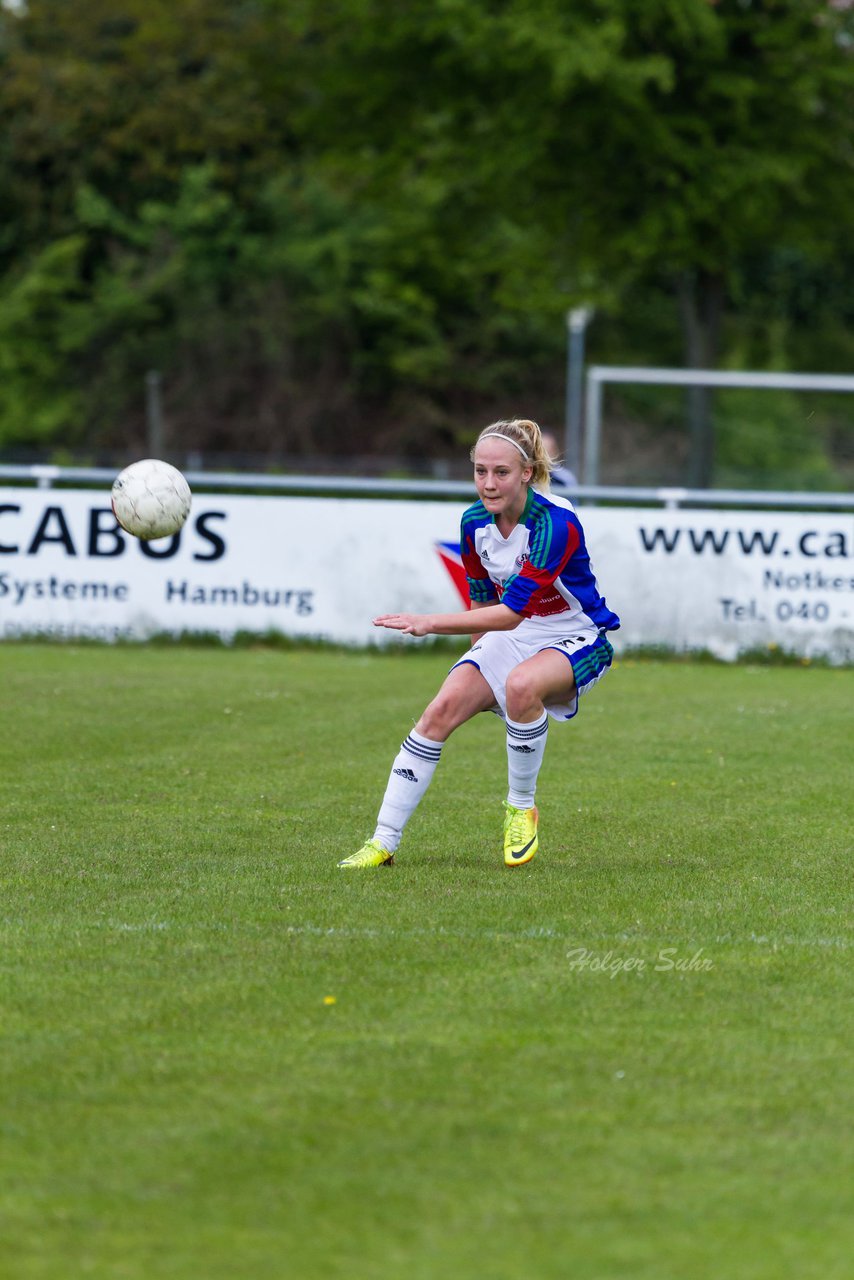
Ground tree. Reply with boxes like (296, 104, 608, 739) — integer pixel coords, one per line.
(302, 0, 854, 480)
(0, 0, 317, 452)
(557, 0, 854, 483)
(0, 0, 852, 476)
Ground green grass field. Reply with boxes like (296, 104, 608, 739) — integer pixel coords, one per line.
(1, 644, 851, 1280)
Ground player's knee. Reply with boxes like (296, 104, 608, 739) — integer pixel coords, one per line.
(505, 666, 539, 717)
(417, 693, 457, 740)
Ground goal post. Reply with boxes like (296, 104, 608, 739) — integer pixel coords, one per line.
(583, 366, 854, 486)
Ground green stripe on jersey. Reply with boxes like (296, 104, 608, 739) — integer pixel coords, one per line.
(529, 506, 553, 567)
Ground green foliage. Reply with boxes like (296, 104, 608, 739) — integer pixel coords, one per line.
(714, 388, 838, 490)
(0, 0, 852, 475)
(0, 235, 88, 441)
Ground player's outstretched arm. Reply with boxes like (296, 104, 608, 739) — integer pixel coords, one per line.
(373, 602, 521, 637)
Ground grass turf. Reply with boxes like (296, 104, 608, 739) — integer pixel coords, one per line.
(0, 644, 851, 1279)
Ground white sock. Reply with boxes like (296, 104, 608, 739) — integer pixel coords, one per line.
(506, 713, 548, 809)
(373, 730, 444, 852)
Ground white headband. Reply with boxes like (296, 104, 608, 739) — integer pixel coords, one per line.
(478, 431, 530, 460)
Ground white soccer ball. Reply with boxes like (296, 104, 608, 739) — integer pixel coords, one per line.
(111, 459, 192, 540)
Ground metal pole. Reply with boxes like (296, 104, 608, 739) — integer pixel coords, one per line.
(145, 370, 164, 457)
(564, 307, 592, 480)
(583, 368, 602, 486)
(563, 312, 573, 469)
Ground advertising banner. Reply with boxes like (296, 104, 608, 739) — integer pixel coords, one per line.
(590, 507, 853, 663)
(0, 488, 851, 661)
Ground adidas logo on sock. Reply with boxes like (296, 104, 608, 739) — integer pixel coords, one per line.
(509, 744, 536, 753)
(393, 767, 418, 781)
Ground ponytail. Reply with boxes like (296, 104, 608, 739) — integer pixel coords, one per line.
(471, 419, 553, 491)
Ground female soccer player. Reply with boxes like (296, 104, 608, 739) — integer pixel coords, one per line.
(338, 418, 620, 869)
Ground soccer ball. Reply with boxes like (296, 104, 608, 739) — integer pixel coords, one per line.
(111, 459, 192, 540)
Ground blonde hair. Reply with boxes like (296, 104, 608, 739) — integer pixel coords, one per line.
(470, 418, 553, 491)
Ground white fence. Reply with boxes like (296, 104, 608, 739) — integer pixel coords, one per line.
(0, 471, 851, 662)
(1, 463, 852, 510)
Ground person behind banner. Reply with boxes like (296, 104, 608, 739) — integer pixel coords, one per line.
(337, 417, 620, 870)
(540, 429, 578, 489)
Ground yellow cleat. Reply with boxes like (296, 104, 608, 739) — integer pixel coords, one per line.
(337, 839, 395, 869)
(502, 803, 539, 867)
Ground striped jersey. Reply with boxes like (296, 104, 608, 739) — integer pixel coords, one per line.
(460, 488, 620, 631)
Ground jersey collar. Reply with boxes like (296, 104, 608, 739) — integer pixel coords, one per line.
(493, 485, 535, 532)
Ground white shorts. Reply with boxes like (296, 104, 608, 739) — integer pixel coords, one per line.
(451, 615, 615, 722)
